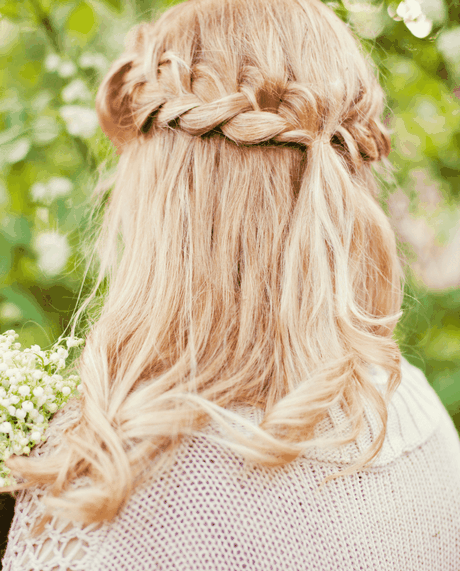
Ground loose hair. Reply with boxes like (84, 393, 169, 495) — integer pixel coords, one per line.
(5, 0, 404, 536)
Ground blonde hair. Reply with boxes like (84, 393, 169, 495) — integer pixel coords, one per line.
(6, 0, 404, 535)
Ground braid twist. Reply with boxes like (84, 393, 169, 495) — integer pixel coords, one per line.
(97, 28, 390, 165)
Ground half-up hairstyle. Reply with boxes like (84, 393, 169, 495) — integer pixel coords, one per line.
(6, 0, 404, 534)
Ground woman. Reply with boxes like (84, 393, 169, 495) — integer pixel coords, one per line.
(2, 0, 460, 568)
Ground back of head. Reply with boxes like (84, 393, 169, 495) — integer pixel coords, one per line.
(7, 0, 405, 531)
(97, 0, 390, 165)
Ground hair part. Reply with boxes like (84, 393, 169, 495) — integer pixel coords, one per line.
(5, 0, 404, 536)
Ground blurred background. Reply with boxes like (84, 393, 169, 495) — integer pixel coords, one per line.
(0, 0, 459, 560)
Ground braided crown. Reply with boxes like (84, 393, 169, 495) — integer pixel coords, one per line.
(96, 27, 390, 166)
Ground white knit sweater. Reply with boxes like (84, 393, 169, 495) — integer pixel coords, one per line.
(2, 356, 460, 570)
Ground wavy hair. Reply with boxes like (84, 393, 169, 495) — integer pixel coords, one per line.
(5, 0, 404, 535)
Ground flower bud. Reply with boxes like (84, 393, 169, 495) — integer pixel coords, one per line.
(9, 395, 19, 405)
(16, 409, 26, 420)
(31, 431, 41, 442)
(22, 446, 30, 454)
(32, 371, 43, 381)
(0, 422, 12, 433)
(57, 347, 68, 359)
(18, 385, 30, 397)
(7, 406, 16, 416)
(62, 386, 71, 396)
(48, 403, 57, 412)
(33, 387, 44, 397)
(19, 437, 29, 446)
(0, 363, 8, 372)
(22, 401, 34, 412)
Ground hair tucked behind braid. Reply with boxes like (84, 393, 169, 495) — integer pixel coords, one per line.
(5, 0, 404, 533)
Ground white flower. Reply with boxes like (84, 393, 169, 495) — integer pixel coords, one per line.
(15, 409, 26, 420)
(30, 432, 41, 442)
(33, 387, 44, 397)
(0, 389, 5, 398)
(62, 386, 71, 396)
(0, 364, 7, 373)
(58, 61, 77, 78)
(34, 231, 71, 276)
(7, 406, 15, 416)
(18, 385, 30, 397)
(22, 446, 30, 454)
(56, 347, 68, 359)
(36, 414, 44, 424)
(49, 177, 73, 199)
(9, 395, 19, 405)
(6, 138, 31, 164)
(66, 338, 83, 348)
(45, 53, 61, 72)
(390, 0, 433, 38)
(77, 384, 83, 392)
(0, 422, 12, 433)
(32, 371, 43, 381)
(29, 409, 38, 419)
(31, 177, 73, 204)
(79, 52, 108, 71)
(22, 401, 34, 412)
(59, 105, 98, 139)
(19, 437, 29, 446)
(0, 302, 22, 322)
(0, 398, 10, 407)
(61, 79, 91, 103)
(48, 403, 58, 413)
(49, 352, 60, 363)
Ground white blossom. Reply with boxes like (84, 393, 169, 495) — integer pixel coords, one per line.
(22, 401, 34, 412)
(18, 385, 30, 397)
(0, 422, 12, 433)
(58, 61, 77, 78)
(34, 231, 71, 276)
(389, 0, 433, 38)
(33, 387, 44, 397)
(7, 406, 15, 416)
(45, 53, 61, 72)
(59, 105, 98, 139)
(31, 177, 73, 204)
(62, 79, 91, 103)
(15, 409, 26, 420)
(79, 52, 108, 71)
(62, 386, 71, 396)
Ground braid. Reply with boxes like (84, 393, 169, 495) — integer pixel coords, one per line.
(97, 23, 390, 167)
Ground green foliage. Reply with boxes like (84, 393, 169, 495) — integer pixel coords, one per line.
(0, 0, 459, 430)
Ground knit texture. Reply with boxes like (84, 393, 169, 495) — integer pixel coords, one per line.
(3, 356, 460, 570)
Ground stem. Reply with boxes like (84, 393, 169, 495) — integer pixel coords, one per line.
(28, 0, 62, 54)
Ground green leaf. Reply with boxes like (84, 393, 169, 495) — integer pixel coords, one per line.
(0, 0, 23, 21)
(66, 1, 96, 41)
(0, 286, 46, 329)
(0, 234, 12, 280)
(1, 216, 32, 247)
(99, 0, 122, 11)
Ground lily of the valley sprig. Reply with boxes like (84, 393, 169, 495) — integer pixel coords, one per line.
(0, 330, 84, 487)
